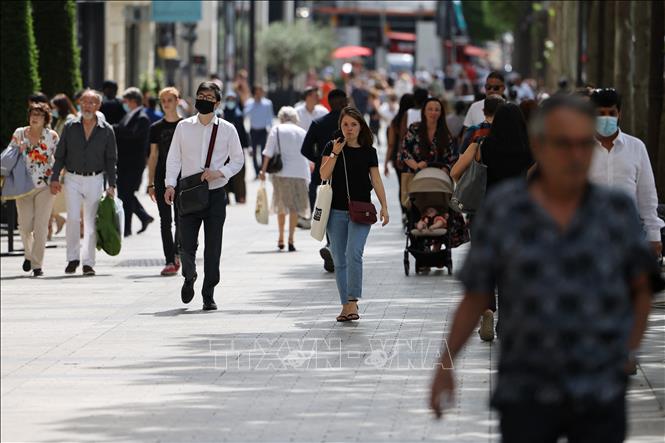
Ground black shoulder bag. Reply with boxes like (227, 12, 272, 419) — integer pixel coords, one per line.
(266, 127, 283, 173)
(177, 123, 218, 216)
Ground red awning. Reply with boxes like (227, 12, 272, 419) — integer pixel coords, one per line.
(464, 45, 488, 57)
(386, 31, 417, 42)
(332, 46, 373, 59)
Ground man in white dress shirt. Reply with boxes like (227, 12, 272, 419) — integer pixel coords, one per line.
(295, 87, 328, 131)
(165, 82, 245, 310)
(589, 88, 664, 257)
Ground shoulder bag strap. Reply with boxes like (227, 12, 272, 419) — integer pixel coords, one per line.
(204, 122, 219, 168)
(341, 150, 351, 202)
(275, 127, 281, 155)
(476, 138, 484, 164)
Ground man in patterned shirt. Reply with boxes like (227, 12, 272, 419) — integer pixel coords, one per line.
(430, 95, 661, 442)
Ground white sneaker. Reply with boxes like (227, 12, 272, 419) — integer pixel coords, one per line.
(479, 310, 495, 342)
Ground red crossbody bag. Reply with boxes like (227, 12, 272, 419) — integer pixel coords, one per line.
(341, 150, 377, 225)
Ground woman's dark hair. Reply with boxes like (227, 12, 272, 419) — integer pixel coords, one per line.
(390, 93, 415, 130)
(418, 97, 451, 157)
(28, 91, 49, 104)
(196, 81, 222, 102)
(51, 93, 77, 118)
(338, 106, 374, 148)
(413, 87, 429, 108)
(485, 103, 529, 154)
(28, 102, 52, 125)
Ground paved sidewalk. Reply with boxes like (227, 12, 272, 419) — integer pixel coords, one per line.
(1, 160, 664, 442)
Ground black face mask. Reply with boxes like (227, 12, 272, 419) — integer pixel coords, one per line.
(195, 99, 215, 115)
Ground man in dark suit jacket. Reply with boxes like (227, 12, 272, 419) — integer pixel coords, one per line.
(301, 89, 347, 272)
(114, 87, 153, 236)
(222, 91, 250, 203)
(100, 80, 127, 125)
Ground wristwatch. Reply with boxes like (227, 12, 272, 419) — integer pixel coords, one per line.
(330, 152, 337, 158)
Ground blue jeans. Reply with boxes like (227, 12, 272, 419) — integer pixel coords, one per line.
(327, 209, 371, 305)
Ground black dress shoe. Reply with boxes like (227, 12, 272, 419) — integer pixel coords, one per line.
(65, 260, 80, 274)
(137, 217, 154, 234)
(22, 259, 31, 272)
(32, 269, 43, 277)
(202, 295, 217, 311)
(319, 247, 334, 273)
(181, 275, 196, 304)
(82, 265, 96, 276)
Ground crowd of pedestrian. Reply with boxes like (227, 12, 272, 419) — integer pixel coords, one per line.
(2, 62, 664, 443)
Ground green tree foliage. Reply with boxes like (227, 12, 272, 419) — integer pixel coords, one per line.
(32, 0, 82, 99)
(258, 21, 334, 89)
(1, 1, 41, 145)
(462, 0, 533, 43)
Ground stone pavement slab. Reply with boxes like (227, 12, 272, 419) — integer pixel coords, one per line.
(1, 154, 663, 442)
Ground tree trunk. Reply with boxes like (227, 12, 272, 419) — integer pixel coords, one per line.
(601, 1, 616, 87)
(614, 1, 634, 135)
(585, 1, 597, 86)
(632, 1, 650, 144)
(649, 0, 665, 200)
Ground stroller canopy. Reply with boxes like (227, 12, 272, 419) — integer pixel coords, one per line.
(409, 168, 454, 195)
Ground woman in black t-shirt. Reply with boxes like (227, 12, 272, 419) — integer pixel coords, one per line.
(320, 107, 389, 322)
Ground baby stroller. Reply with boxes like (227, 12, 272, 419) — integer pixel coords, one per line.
(403, 167, 455, 276)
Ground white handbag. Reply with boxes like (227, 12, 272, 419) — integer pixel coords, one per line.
(255, 182, 269, 225)
(310, 180, 333, 241)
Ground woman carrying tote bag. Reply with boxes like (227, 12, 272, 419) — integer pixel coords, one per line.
(319, 107, 389, 322)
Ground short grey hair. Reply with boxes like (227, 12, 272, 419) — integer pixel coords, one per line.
(122, 87, 143, 104)
(80, 89, 103, 104)
(277, 106, 299, 124)
(529, 95, 595, 140)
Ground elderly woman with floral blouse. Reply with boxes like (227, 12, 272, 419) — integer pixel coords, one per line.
(6, 102, 59, 276)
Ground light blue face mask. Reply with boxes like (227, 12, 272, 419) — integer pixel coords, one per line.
(52, 110, 59, 120)
(76, 105, 81, 113)
(596, 116, 618, 137)
(122, 102, 130, 113)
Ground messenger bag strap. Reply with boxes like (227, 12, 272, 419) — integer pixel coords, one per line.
(205, 122, 219, 168)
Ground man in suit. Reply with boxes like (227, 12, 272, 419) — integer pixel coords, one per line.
(301, 89, 348, 272)
(100, 80, 126, 125)
(114, 87, 154, 236)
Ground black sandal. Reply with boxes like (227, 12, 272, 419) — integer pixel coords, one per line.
(336, 313, 351, 322)
(278, 241, 285, 250)
(347, 300, 360, 320)
(288, 243, 296, 252)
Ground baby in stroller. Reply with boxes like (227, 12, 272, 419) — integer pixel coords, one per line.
(416, 207, 449, 232)
(415, 207, 449, 252)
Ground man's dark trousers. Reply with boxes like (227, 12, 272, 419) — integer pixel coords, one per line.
(117, 167, 151, 235)
(249, 128, 267, 176)
(179, 188, 227, 298)
(499, 396, 626, 443)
